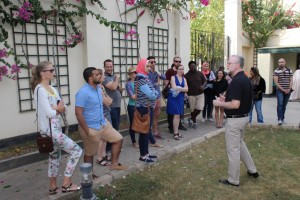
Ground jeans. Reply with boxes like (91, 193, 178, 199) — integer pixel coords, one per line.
(249, 100, 264, 123)
(276, 89, 290, 121)
(110, 107, 121, 131)
(203, 93, 214, 119)
(127, 105, 136, 144)
(137, 106, 154, 156)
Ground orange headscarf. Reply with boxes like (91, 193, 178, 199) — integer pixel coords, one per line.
(136, 58, 149, 76)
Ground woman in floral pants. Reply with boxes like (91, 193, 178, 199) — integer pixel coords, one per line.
(31, 61, 82, 194)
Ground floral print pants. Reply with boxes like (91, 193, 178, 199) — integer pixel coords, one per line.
(48, 131, 82, 177)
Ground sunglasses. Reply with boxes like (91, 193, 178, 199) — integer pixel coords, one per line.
(174, 61, 181, 63)
(43, 69, 55, 73)
(150, 61, 156, 64)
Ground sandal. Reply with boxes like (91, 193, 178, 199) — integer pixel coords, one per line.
(62, 183, 81, 193)
(96, 158, 109, 166)
(49, 187, 58, 195)
(174, 133, 183, 140)
(92, 174, 99, 179)
(103, 155, 111, 161)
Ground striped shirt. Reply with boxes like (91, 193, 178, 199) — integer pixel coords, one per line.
(273, 67, 293, 90)
(136, 75, 157, 108)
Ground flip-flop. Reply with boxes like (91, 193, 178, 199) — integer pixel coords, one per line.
(62, 183, 81, 193)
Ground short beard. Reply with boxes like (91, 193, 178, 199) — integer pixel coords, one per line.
(93, 80, 101, 85)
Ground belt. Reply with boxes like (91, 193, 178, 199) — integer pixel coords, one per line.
(226, 114, 248, 118)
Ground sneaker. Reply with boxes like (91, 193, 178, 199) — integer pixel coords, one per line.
(192, 123, 197, 129)
(132, 143, 139, 148)
(150, 143, 164, 148)
(148, 155, 157, 159)
(202, 119, 206, 123)
(278, 120, 283, 125)
(154, 134, 164, 139)
(208, 117, 214, 122)
(188, 118, 193, 128)
(179, 125, 187, 131)
(139, 157, 154, 163)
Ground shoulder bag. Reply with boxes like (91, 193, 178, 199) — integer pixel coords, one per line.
(35, 87, 54, 154)
(162, 82, 170, 99)
(131, 81, 150, 134)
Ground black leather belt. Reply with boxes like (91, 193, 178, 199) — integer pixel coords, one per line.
(226, 114, 248, 118)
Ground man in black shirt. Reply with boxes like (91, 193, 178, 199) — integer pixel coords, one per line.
(213, 55, 259, 187)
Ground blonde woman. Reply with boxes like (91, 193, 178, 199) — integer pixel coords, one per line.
(31, 61, 82, 194)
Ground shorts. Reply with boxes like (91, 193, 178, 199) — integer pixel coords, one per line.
(79, 120, 123, 156)
(188, 94, 204, 111)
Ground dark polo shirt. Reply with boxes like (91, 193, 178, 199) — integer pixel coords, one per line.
(185, 70, 206, 96)
(165, 67, 177, 81)
(225, 71, 252, 116)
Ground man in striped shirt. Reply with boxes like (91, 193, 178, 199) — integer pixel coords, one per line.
(273, 58, 293, 125)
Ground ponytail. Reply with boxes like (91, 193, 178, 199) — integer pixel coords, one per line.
(30, 61, 52, 91)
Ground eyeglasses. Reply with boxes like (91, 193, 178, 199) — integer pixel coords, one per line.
(174, 61, 181, 63)
(178, 68, 184, 70)
(150, 61, 156, 64)
(43, 69, 55, 73)
(227, 62, 238, 65)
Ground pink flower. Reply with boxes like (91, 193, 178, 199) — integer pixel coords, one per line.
(11, 64, 21, 74)
(125, 28, 137, 39)
(138, 10, 145, 17)
(156, 19, 161, 23)
(145, 0, 151, 4)
(125, 0, 135, 5)
(0, 48, 8, 59)
(0, 66, 8, 76)
(200, 0, 210, 6)
(274, 12, 279, 17)
(190, 11, 197, 20)
(18, 2, 33, 22)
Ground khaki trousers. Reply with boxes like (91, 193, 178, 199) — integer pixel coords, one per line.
(225, 117, 257, 185)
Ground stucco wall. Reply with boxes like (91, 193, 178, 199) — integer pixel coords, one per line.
(0, 0, 190, 140)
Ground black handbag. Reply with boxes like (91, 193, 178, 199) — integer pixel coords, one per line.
(35, 87, 54, 154)
(162, 83, 170, 99)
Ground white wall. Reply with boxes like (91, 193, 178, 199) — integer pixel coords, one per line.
(0, 0, 190, 140)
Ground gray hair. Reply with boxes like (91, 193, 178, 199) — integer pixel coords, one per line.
(231, 55, 244, 68)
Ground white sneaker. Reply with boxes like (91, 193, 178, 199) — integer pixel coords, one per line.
(188, 118, 193, 128)
(192, 123, 197, 129)
(208, 118, 214, 122)
(202, 119, 205, 123)
(278, 120, 283, 125)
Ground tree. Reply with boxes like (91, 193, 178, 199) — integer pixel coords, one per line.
(242, 0, 299, 48)
(190, 0, 224, 66)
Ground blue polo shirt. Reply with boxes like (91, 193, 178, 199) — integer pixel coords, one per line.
(75, 83, 106, 130)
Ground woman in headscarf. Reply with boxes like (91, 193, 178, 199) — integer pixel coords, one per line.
(135, 58, 159, 163)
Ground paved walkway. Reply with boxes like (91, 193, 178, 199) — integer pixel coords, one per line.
(0, 97, 299, 200)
